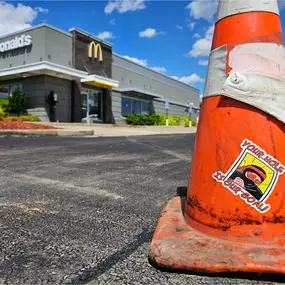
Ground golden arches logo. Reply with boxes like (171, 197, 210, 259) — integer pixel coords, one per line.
(88, 41, 103, 62)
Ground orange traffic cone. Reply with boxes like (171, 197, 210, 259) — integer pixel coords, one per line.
(149, 0, 285, 274)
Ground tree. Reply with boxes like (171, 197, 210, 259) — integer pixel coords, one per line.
(7, 88, 26, 115)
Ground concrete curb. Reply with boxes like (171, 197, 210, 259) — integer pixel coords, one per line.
(57, 130, 94, 136)
(0, 130, 94, 137)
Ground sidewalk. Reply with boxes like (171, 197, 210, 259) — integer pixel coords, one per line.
(41, 122, 197, 137)
(0, 123, 197, 137)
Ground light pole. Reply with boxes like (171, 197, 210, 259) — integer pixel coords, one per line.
(188, 102, 194, 127)
(165, 100, 169, 126)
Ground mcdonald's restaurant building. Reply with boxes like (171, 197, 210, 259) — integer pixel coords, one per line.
(0, 24, 200, 124)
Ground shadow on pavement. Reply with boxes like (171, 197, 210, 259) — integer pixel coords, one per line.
(64, 229, 154, 285)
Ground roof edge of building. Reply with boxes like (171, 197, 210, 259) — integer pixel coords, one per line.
(154, 98, 200, 109)
(0, 24, 72, 40)
(112, 53, 200, 93)
(0, 61, 88, 78)
(69, 28, 113, 48)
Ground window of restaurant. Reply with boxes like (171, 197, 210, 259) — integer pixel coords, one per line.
(0, 84, 23, 99)
(121, 97, 151, 117)
(0, 86, 8, 99)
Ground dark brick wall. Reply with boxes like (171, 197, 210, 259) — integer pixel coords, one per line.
(71, 30, 112, 78)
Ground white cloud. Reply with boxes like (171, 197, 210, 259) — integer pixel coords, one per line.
(198, 60, 208, 66)
(180, 74, 204, 84)
(193, 33, 201, 39)
(176, 25, 183, 30)
(123, 56, 148, 66)
(186, 0, 285, 21)
(186, 0, 285, 22)
(105, 0, 146, 14)
(35, 7, 49, 13)
(152, 66, 167, 74)
(189, 25, 214, 57)
(123, 56, 166, 74)
(139, 28, 163, 38)
(0, 2, 48, 37)
(109, 18, 116, 25)
(96, 31, 114, 40)
(186, 0, 218, 22)
(171, 74, 204, 85)
(188, 22, 196, 30)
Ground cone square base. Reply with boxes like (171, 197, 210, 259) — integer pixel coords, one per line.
(149, 196, 285, 275)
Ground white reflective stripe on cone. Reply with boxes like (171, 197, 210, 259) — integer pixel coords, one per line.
(221, 72, 285, 124)
(203, 42, 285, 124)
(204, 43, 285, 98)
(204, 45, 227, 98)
(217, 0, 279, 22)
(229, 43, 285, 78)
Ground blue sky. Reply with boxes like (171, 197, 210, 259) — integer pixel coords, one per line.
(1, 0, 285, 97)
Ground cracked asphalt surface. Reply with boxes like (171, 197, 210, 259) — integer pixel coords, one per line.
(0, 134, 285, 285)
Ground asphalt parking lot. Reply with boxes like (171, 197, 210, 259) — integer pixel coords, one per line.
(0, 134, 285, 285)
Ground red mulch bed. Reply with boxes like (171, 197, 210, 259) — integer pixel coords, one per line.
(0, 121, 60, 130)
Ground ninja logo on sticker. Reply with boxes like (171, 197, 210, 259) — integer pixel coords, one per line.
(213, 139, 285, 214)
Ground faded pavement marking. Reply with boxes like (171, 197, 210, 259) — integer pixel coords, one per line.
(127, 137, 190, 161)
(0, 170, 123, 200)
(64, 153, 143, 164)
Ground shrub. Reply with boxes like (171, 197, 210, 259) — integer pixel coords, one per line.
(157, 115, 166, 126)
(3, 116, 18, 121)
(184, 119, 196, 127)
(168, 115, 180, 126)
(0, 107, 5, 121)
(126, 114, 196, 127)
(140, 114, 161, 125)
(138, 115, 150, 125)
(126, 114, 163, 126)
(2, 115, 41, 122)
(126, 114, 140, 125)
(168, 115, 196, 127)
(0, 99, 9, 110)
(150, 114, 162, 125)
(19, 115, 41, 122)
(18, 115, 29, 122)
(7, 88, 26, 115)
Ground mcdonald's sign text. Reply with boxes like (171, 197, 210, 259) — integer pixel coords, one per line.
(88, 41, 103, 62)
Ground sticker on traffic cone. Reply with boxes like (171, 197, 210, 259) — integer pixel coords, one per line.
(149, 0, 285, 274)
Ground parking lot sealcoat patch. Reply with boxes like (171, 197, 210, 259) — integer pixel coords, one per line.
(213, 139, 285, 214)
